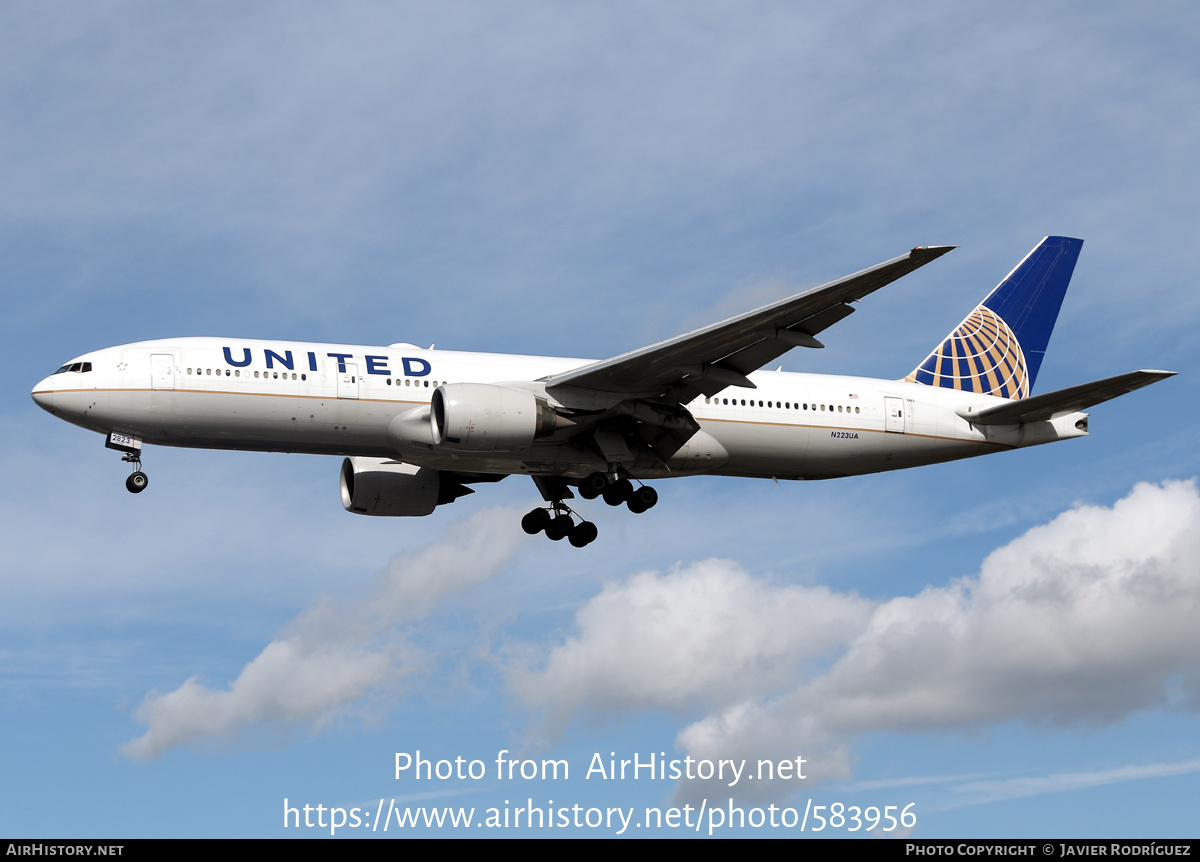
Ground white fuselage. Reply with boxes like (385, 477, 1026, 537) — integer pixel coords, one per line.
(31, 337, 1088, 481)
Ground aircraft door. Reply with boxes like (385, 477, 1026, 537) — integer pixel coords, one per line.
(338, 363, 359, 399)
(151, 354, 175, 390)
(885, 397, 905, 433)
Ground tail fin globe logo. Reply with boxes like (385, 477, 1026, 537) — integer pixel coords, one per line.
(905, 303, 1030, 398)
(905, 236, 1083, 400)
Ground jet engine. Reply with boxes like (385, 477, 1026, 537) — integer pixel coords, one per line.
(339, 457, 471, 516)
(431, 383, 557, 451)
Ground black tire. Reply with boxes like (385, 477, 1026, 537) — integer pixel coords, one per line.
(569, 521, 598, 548)
(546, 514, 574, 541)
(552, 514, 574, 533)
(603, 478, 632, 506)
(632, 485, 657, 510)
(521, 509, 549, 534)
(126, 472, 148, 494)
(579, 472, 607, 500)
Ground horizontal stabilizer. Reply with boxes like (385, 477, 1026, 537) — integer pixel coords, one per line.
(958, 370, 1176, 425)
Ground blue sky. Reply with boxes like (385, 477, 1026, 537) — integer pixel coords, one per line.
(4, 2, 1200, 838)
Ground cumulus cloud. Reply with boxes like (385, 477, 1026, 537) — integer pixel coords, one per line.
(121, 507, 523, 760)
(509, 559, 874, 734)
(511, 480, 1200, 801)
(807, 479, 1200, 732)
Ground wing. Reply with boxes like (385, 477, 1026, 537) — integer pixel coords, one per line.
(545, 245, 955, 404)
(957, 370, 1176, 426)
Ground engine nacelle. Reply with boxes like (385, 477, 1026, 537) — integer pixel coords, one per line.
(430, 383, 557, 451)
(339, 457, 466, 517)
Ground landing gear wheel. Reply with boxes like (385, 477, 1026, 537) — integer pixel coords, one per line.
(126, 471, 148, 494)
(522, 508, 551, 535)
(603, 478, 632, 506)
(545, 513, 573, 541)
(627, 485, 657, 513)
(569, 521, 598, 548)
(579, 472, 608, 500)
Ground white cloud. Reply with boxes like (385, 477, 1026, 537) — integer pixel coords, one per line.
(509, 559, 874, 735)
(121, 507, 523, 760)
(947, 756, 1200, 808)
(803, 478, 1200, 732)
(510, 480, 1200, 801)
(119, 640, 398, 761)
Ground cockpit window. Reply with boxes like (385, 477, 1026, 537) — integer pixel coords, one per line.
(53, 362, 92, 374)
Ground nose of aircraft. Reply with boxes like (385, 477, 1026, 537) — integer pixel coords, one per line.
(31, 376, 55, 412)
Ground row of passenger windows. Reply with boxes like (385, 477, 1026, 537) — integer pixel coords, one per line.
(188, 368, 308, 380)
(704, 396, 861, 414)
(185, 367, 445, 390)
(387, 378, 440, 387)
(180, 370, 857, 415)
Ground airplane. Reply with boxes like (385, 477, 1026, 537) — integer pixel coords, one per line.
(31, 236, 1174, 548)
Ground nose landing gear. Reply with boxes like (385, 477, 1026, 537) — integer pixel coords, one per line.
(106, 433, 148, 494)
(122, 453, 148, 494)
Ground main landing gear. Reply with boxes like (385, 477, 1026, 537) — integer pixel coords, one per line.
(522, 471, 658, 548)
(577, 471, 658, 513)
(122, 453, 148, 494)
(521, 504, 598, 548)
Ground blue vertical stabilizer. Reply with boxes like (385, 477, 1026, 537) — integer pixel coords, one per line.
(905, 236, 1082, 398)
